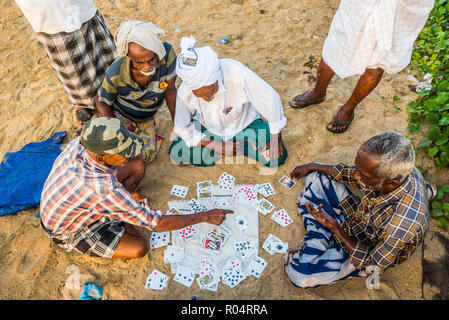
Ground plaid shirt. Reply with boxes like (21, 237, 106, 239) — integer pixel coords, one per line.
(40, 137, 160, 235)
(330, 164, 430, 274)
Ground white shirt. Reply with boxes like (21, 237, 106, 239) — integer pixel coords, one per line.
(174, 59, 287, 148)
(322, 0, 434, 78)
(15, 0, 97, 34)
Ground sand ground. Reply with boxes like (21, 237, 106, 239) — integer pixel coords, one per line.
(0, 0, 448, 300)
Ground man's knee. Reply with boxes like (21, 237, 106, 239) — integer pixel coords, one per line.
(131, 240, 149, 258)
(131, 158, 146, 178)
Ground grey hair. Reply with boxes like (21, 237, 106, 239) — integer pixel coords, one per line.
(359, 131, 415, 180)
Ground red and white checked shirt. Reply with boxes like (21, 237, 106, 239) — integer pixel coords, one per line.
(40, 137, 160, 235)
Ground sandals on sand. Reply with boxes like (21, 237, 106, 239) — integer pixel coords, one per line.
(76, 108, 94, 124)
(326, 110, 354, 134)
(289, 93, 325, 109)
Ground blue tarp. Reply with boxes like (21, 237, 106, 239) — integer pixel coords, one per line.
(0, 131, 66, 216)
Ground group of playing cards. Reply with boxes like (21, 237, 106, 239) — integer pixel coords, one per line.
(233, 238, 258, 260)
(200, 224, 233, 255)
(262, 233, 288, 255)
(145, 269, 170, 290)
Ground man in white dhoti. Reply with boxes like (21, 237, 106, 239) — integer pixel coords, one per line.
(289, 0, 435, 133)
(170, 36, 288, 167)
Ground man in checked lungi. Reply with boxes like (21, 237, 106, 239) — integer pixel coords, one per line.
(15, 0, 118, 126)
(96, 21, 178, 164)
(289, 0, 434, 133)
(40, 117, 232, 259)
(284, 131, 436, 287)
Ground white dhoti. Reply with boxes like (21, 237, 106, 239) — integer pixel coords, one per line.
(322, 0, 435, 78)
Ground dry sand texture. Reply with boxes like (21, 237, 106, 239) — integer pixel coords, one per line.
(0, 0, 448, 299)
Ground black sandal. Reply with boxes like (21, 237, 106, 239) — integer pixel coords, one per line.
(326, 111, 354, 134)
(75, 108, 94, 124)
(289, 93, 325, 109)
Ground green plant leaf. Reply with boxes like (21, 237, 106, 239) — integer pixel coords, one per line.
(427, 146, 439, 158)
(435, 217, 448, 229)
(432, 208, 444, 217)
(418, 138, 433, 148)
(428, 126, 443, 141)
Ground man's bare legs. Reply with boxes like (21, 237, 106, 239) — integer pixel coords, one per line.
(113, 157, 149, 258)
(290, 57, 384, 133)
(327, 67, 384, 132)
(289, 58, 335, 107)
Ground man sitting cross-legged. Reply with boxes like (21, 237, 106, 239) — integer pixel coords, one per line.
(284, 131, 436, 288)
(169, 36, 288, 167)
(40, 117, 232, 259)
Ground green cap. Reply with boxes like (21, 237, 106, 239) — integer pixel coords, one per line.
(80, 117, 143, 158)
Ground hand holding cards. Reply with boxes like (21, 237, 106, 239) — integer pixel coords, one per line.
(279, 175, 296, 190)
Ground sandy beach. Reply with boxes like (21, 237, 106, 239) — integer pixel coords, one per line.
(0, 0, 448, 300)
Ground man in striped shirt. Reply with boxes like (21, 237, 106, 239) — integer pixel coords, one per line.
(284, 131, 435, 287)
(40, 117, 232, 259)
(96, 21, 177, 164)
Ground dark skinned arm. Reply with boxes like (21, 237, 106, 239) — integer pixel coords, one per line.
(152, 209, 233, 232)
(95, 93, 115, 118)
(290, 163, 334, 180)
(164, 76, 177, 122)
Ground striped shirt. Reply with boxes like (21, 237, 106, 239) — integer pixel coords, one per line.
(330, 164, 430, 273)
(98, 42, 176, 122)
(40, 137, 161, 235)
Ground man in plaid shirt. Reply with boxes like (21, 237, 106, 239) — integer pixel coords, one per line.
(284, 131, 435, 288)
(40, 117, 232, 259)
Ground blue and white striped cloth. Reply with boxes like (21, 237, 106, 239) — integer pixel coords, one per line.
(284, 172, 360, 288)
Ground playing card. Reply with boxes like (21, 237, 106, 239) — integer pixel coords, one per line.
(199, 259, 219, 276)
(233, 185, 258, 204)
(233, 239, 257, 260)
(197, 190, 213, 200)
(188, 198, 208, 213)
(261, 149, 271, 161)
(245, 256, 267, 278)
(271, 209, 293, 227)
(221, 257, 247, 288)
(257, 198, 275, 215)
(218, 172, 235, 191)
(173, 265, 196, 287)
(170, 185, 189, 198)
(197, 180, 213, 191)
(145, 269, 169, 290)
(279, 175, 296, 190)
(149, 232, 170, 249)
(262, 233, 282, 255)
(257, 183, 275, 197)
(213, 199, 233, 210)
(177, 225, 197, 242)
(196, 272, 220, 290)
(166, 207, 181, 216)
(234, 214, 248, 231)
(163, 245, 184, 264)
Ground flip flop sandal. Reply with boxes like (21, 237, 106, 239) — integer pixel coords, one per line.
(289, 93, 325, 109)
(75, 108, 94, 124)
(326, 112, 355, 134)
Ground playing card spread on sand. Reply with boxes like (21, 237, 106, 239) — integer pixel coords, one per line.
(262, 233, 288, 255)
(218, 172, 235, 191)
(256, 183, 275, 197)
(233, 185, 258, 205)
(197, 180, 213, 191)
(145, 269, 169, 290)
(279, 175, 296, 190)
(170, 185, 189, 198)
(233, 238, 258, 260)
(197, 190, 213, 200)
(245, 256, 267, 278)
(221, 256, 247, 288)
(149, 232, 170, 249)
(271, 209, 293, 227)
(257, 198, 275, 215)
(164, 245, 185, 264)
(173, 265, 196, 287)
(196, 271, 220, 290)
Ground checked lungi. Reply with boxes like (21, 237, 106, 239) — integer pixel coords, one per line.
(36, 10, 117, 109)
(41, 216, 125, 259)
(284, 172, 360, 288)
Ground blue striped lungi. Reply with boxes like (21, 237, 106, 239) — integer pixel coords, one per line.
(284, 172, 361, 288)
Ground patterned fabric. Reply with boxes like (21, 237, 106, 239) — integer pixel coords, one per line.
(322, 0, 434, 78)
(98, 42, 177, 122)
(41, 216, 124, 258)
(36, 10, 117, 109)
(80, 117, 143, 158)
(330, 163, 430, 273)
(169, 118, 288, 167)
(285, 172, 360, 288)
(40, 137, 161, 236)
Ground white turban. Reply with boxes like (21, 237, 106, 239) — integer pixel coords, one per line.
(175, 36, 220, 90)
(114, 20, 166, 60)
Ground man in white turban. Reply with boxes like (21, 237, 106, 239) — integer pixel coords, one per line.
(170, 36, 288, 167)
(96, 20, 177, 164)
(289, 0, 435, 134)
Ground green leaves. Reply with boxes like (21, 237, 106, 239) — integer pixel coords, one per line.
(430, 185, 449, 230)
